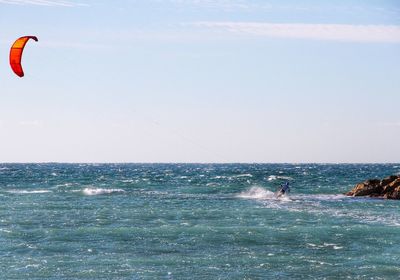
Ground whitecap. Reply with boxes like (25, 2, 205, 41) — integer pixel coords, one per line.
(267, 175, 277, 181)
(25, 264, 39, 268)
(82, 188, 125, 196)
(267, 175, 293, 181)
(232, 174, 253, 178)
(120, 179, 134, 183)
(6, 190, 51, 194)
(56, 183, 75, 188)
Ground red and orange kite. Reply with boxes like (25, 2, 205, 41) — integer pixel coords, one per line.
(9, 36, 38, 77)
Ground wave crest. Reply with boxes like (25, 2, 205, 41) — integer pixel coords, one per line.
(267, 175, 293, 181)
(6, 190, 51, 194)
(82, 188, 125, 196)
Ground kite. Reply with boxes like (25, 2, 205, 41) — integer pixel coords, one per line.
(9, 36, 38, 77)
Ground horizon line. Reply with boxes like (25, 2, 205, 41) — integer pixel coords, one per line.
(1, 162, 399, 165)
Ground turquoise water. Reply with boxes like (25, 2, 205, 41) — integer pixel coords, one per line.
(0, 164, 399, 279)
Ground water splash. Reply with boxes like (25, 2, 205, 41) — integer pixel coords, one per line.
(237, 186, 280, 200)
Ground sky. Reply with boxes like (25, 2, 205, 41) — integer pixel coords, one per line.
(0, 0, 399, 163)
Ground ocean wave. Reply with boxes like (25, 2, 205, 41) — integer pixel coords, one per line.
(120, 179, 135, 183)
(6, 190, 51, 194)
(306, 243, 343, 251)
(82, 188, 125, 196)
(267, 175, 293, 181)
(55, 183, 74, 187)
(232, 174, 253, 178)
(273, 194, 400, 227)
(293, 194, 347, 201)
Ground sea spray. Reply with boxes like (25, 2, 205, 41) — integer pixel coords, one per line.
(237, 186, 276, 199)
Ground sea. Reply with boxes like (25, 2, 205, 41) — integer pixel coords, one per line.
(0, 163, 399, 279)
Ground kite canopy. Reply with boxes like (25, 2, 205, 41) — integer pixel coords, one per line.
(9, 36, 38, 77)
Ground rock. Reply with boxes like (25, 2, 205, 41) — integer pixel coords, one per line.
(383, 178, 400, 192)
(380, 175, 398, 187)
(346, 182, 380, 197)
(346, 175, 400, 200)
(383, 178, 400, 199)
(392, 186, 400, 199)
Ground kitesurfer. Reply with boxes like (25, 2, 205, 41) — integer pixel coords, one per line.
(277, 182, 290, 196)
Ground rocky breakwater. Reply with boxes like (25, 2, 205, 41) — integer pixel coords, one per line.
(346, 175, 400, 199)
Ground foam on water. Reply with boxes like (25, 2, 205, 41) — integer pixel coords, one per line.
(237, 190, 400, 226)
(232, 174, 253, 178)
(267, 175, 293, 181)
(5, 190, 52, 194)
(82, 188, 125, 196)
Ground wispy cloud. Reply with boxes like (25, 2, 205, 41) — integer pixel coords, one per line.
(194, 22, 400, 43)
(157, 0, 400, 17)
(40, 40, 110, 50)
(166, 0, 251, 9)
(378, 121, 400, 127)
(0, 0, 87, 7)
(18, 120, 44, 127)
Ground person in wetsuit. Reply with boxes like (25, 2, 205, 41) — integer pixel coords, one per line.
(278, 182, 290, 196)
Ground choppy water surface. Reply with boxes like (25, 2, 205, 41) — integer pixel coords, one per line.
(0, 164, 399, 279)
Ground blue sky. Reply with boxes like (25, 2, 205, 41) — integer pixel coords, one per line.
(0, 0, 399, 163)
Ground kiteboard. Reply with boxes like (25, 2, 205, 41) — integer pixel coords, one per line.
(275, 190, 284, 198)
